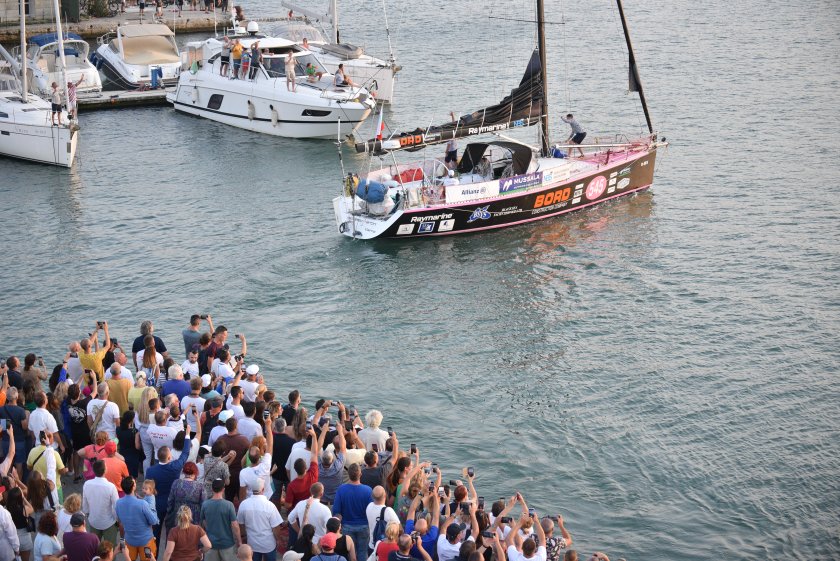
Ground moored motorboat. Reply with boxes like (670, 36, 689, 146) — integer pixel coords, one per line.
(15, 32, 102, 96)
(168, 29, 376, 139)
(332, 0, 666, 239)
(91, 24, 181, 90)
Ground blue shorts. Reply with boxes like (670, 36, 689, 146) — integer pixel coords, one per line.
(571, 132, 586, 144)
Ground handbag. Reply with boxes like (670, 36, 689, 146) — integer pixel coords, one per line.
(366, 541, 381, 561)
(89, 402, 107, 442)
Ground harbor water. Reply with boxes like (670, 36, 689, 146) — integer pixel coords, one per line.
(1, 0, 839, 559)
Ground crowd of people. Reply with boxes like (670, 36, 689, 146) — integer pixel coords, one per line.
(0, 316, 618, 561)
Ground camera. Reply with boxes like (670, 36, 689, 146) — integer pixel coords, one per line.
(234, 354, 244, 362)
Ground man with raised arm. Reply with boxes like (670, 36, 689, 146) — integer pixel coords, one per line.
(404, 475, 440, 560)
(505, 493, 547, 561)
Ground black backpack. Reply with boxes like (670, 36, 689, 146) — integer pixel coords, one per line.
(372, 506, 388, 544)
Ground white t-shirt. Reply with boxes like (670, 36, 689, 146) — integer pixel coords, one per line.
(365, 502, 400, 547)
(239, 453, 272, 499)
(238, 417, 263, 443)
(86, 399, 121, 439)
(147, 424, 179, 456)
(288, 498, 332, 542)
(507, 545, 547, 561)
(135, 350, 163, 371)
(28, 408, 59, 445)
(105, 367, 134, 384)
(180, 395, 206, 433)
(438, 535, 474, 561)
(66, 357, 83, 383)
(238, 379, 259, 402)
(236, 495, 283, 554)
(358, 427, 389, 451)
(172, 436, 199, 462)
(181, 360, 199, 378)
(208, 425, 228, 447)
(230, 403, 246, 420)
(285, 443, 311, 482)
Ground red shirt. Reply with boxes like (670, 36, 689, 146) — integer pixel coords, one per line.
(285, 461, 318, 509)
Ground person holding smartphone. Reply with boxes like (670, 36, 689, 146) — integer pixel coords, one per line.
(504, 493, 547, 561)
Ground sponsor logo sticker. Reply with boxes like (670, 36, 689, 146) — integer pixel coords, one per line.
(585, 176, 608, 200)
(607, 187, 615, 194)
(542, 172, 554, 184)
(609, 177, 616, 186)
(418, 222, 435, 233)
(618, 166, 632, 176)
(572, 197, 581, 204)
(439, 219, 455, 232)
(397, 224, 414, 235)
(500, 171, 543, 193)
(617, 178, 631, 190)
(467, 205, 492, 223)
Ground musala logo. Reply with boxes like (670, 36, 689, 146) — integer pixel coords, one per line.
(467, 206, 491, 223)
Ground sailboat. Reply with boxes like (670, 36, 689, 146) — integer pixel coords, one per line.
(332, 0, 667, 239)
(0, 0, 78, 167)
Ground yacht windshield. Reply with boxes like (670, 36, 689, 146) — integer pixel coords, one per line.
(273, 22, 327, 44)
(262, 53, 327, 78)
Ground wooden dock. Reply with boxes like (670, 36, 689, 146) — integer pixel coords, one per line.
(77, 88, 173, 111)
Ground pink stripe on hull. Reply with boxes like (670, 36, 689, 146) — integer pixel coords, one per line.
(421, 184, 652, 237)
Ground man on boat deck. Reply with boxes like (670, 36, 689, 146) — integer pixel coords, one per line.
(561, 113, 586, 158)
(67, 76, 84, 122)
(232, 39, 244, 80)
(249, 41, 262, 80)
(50, 82, 63, 127)
(334, 64, 355, 88)
(445, 111, 459, 170)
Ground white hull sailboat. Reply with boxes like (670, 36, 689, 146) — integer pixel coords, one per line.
(169, 32, 375, 139)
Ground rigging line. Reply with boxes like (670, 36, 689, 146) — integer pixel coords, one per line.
(487, 16, 564, 24)
(559, 0, 570, 111)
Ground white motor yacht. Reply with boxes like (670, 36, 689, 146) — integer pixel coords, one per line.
(274, 1, 399, 104)
(15, 33, 102, 96)
(91, 24, 181, 89)
(0, 46, 78, 167)
(169, 29, 376, 139)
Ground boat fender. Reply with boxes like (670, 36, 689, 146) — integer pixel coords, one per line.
(247, 99, 255, 120)
(270, 105, 279, 126)
(191, 86, 198, 104)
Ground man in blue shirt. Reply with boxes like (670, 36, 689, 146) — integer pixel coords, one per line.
(145, 428, 194, 540)
(201, 477, 242, 561)
(115, 476, 158, 561)
(405, 490, 442, 560)
(332, 463, 373, 561)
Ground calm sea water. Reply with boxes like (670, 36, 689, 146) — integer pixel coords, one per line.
(2, 1, 839, 559)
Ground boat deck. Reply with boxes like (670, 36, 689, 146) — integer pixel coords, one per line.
(77, 88, 173, 111)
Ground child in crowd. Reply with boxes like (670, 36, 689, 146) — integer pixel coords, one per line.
(141, 479, 158, 517)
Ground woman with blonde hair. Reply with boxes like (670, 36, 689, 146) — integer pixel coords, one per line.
(136, 386, 159, 473)
(127, 372, 148, 410)
(374, 521, 402, 561)
(161, 505, 211, 561)
(55, 493, 82, 546)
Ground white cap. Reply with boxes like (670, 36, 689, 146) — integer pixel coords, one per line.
(201, 374, 212, 387)
(448, 169, 455, 177)
(219, 410, 234, 423)
(246, 364, 260, 376)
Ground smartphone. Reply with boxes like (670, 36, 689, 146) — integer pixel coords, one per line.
(431, 462, 438, 472)
(410, 443, 417, 454)
(482, 531, 495, 538)
(306, 421, 312, 430)
(200, 314, 208, 319)
(478, 497, 485, 510)
(0, 419, 6, 430)
(428, 481, 434, 492)
(501, 516, 512, 524)
(371, 443, 379, 452)
(264, 410, 271, 420)
(460, 503, 470, 514)
(438, 486, 445, 497)
(387, 426, 393, 436)
(528, 507, 536, 517)
(467, 467, 475, 477)
(329, 421, 336, 430)
(144, 546, 153, 559)
(97, 321, 105, 328)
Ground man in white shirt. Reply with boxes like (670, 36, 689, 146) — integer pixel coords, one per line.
(504, 495, 547, 561)
(366, 485, 400, 550)
(66, 341, 84, 383)
(208, 410, 234, 446)
(29, 392, 63, 452)
(288, 483, 332, 544)
(146, 409, 179, 458)
(238, 364, 261, 403)
(82, 459, 120, 545)
(181, 350, 200, 378)
(357, 410, 389, 452)
(86, 383, 121, 441)
(239, 419, 273, 501)
(226, 386, 246, 420)
(437, 500, 479, 561)
(237, 402, 263, 443)
(105, 351, 134, 383)
(236, 479, 284, 560)
(180, 377, 206, 436)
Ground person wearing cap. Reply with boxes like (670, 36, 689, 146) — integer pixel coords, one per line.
(201, 477, 242, 560)
(238, 364, 261, 403)
(332, 463, 374, 561)
(317, 532, 349, 561)
(101, 440, 129, 495)
(61, 511, 100, 561)
(236, 478, 283, 561)
(115, 476, 159, 561)
(201, 373, 223, 401)
(209, 408, 234, 446)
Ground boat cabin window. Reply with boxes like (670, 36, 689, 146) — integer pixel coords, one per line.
(263, 53, 327, 79)
(0, 111, 8, 118)
(207, 94, 223, 110)
(302, 109, 331, 117)
(273, 22, 327, 44)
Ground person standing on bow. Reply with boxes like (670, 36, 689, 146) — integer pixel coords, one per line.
(561, 113, 586, 158)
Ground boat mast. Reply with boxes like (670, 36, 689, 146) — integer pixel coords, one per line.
(536, 0, 549, 156)
(51, 0, 71, 114)
(616, 0, 653, 134)
(19, 0, 28, 102)
(331, 0, 339, 43)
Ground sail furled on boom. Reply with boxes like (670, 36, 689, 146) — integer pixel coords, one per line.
(354, 49, 545, 153)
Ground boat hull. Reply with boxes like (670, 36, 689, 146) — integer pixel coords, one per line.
(0, 118, 78, 167)
(93, 49, 180, 90)
(335, 148, 658, 239)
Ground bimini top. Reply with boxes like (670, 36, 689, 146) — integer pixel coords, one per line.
(118, 23, 175, 38)
(458, 141, 534, 176)
(29, 32, 84, 46)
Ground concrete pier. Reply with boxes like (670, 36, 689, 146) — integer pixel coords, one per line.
(77, 87, 173, 110)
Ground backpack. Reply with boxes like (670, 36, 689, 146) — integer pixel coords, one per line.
(372, 506, 388, 544)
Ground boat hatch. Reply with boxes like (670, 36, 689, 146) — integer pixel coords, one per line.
(458, 141, 534, 180)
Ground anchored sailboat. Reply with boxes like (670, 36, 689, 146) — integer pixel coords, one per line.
(332, 0, 666, 239)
